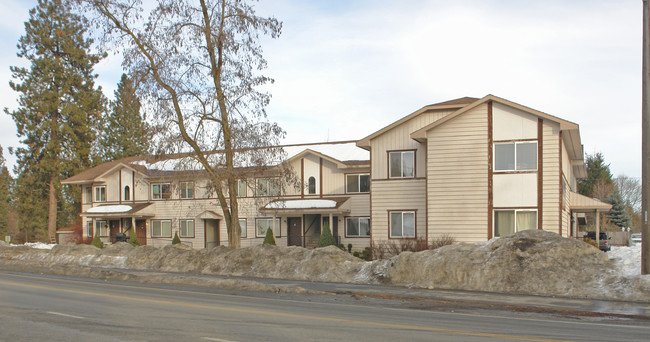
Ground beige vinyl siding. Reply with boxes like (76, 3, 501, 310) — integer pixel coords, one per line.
(542, 120, 561, 232)
(427, 104, 488, 243)
(371, 109, 454, 180)
(102, 171, 120, 202)
(371, 179, 426, 241)
(303, 154, 320, 195)
(120, 169, 133, 201)
(134, 173, 149, 201)
(339, 194, 371, 250)
(321, 159, 346, 194)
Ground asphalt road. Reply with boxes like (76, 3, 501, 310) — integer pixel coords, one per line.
(0, 271, 648, 342)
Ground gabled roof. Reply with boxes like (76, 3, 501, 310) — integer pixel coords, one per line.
(62, 156, 146, 184)
(357, 97, 478, 148)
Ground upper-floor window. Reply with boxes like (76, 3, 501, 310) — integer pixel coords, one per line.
(85, 187, 92, 204)
(257, 178, 280, 197)
(236, 179, 247, 197)
(389, 211, 415, 238)
(494, 142, 537, 171)
(389, 151, 415, 178)
(152, 183, 171, 200)
(346, 174, 370, 193)
(308, 176, 316, 194)
(94, 186, 106, 202)
(180, 182, 194, 199)
(124, 186, 130, 201)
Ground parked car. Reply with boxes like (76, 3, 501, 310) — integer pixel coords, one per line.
(631, 233, 642, 245)
(585, 232, 611, 252)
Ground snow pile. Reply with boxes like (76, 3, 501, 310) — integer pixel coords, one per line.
(23, 242, 55, 250)
(87, 205, 133, 213)
(265, 199, 338, 209)
(1, 231, 649, 301)
(609, 244, 642, 277)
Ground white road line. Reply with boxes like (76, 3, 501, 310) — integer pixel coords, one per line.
(201, 337, 238, 342)
(46, 311, 84, 320)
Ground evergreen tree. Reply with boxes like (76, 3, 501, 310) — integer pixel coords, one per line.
(172, 232, 181, 245)
(318, 222, 336, 248)
(97, 74, 150, 162)
(6, 0, 105, 242)
(0, 147, 13, 239)
(606, 190, 630, 229)
(263, 228, 276, 245)
(578, 152, 613, 199)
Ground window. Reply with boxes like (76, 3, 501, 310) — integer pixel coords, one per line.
(308, 176, 316, 194)
(180, 182, 194, 199)
(494, 142, 537, 171)
(389, 151, 415, 178)
(256, 218, 280, 237)
(86, 221, 93, 238)
(494, 210, 537, 237)
(124, 186, 130, 201)
(179, 219, 194, 238)
(96, 220, 108, 237)
(236, 180, 246, 197)
(151, 219, 172, 238)
(257, 178, 280, 197)
(346, 217, 370, 237)
(85, 187, 92, 204)
(346, 174, 370, 193)
(94, 186, 106, 202)
(389, 211, 415, 238)
(239, 218, 247, 238)
(152, 183, 171, 200)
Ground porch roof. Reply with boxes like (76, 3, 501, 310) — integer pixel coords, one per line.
(569, 191, 612, 212)
(82, 203, 155, 218)
(260, 197, 351, 215)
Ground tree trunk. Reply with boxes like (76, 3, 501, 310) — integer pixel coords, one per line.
(48, 177, 57, 243)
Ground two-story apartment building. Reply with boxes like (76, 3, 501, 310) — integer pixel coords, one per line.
(62, 95, 610, 249)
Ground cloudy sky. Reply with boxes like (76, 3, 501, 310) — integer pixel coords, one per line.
(0, 0, 644, 179)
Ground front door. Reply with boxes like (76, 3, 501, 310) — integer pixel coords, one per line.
(109, 220, 120, 242)
(287, 217, 302, 247)
(205, 219, 219, 248)
(136, 220, 147, 245)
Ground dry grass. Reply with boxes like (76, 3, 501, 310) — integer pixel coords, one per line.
(369, 234, 456, 260)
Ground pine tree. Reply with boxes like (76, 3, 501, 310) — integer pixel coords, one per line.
(0, 147, 13, 239)
(6, 0, 105, 242)
(172, 232, 181, 245)
(97, 74, 150, 162)
(263, 228, 276, 245)
(607, 190, 630, 229)
(578, 152, 614, 199)
(318, 222, 336, 248)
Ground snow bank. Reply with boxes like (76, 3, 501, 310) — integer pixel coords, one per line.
(608, 244, 642, 277)
(1, 231, 649, 301)
(87, 205, 132, 213)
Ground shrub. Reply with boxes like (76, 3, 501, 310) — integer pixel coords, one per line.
(128, 233, 140, 247)
(172, 232, 181, 245)
(583, 237, 598, 249)
(263, 228, 276, 245)
(318, 222, 337, 247)
(91, 235, 104, 249)
(360, 247, 372, 261)
(347, 243, 353, 253)
(369, 235, 457, 260)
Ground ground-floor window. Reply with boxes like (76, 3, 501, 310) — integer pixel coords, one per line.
(494, 209, 537, 237)
(239, 218, 247, 238)
(256, 218, 280, 237)
(179, 219, 194, 238)
(389, 211, 415, 238)
(86, 221, 93, 237)
(96, 220, 108, 237)
(346, 217, 370, 237)
(151, 219, 172, 238)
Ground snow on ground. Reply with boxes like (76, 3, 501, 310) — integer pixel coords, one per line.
(22, 242, 55, 250)
(87, 205, 133, 213)
(608, 244, 642, 277)
(265, 199, 338, 209)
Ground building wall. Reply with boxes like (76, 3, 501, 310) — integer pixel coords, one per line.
(371, 179, 427, 242)
(427, 104, 488, 242)
(542, 120, 561, 233)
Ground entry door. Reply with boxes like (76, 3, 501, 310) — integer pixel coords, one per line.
(136, 220, 147, 245)
(109, 220, 120, 242)
(287, 217, 302, 247)
(205, 219, 220, 248)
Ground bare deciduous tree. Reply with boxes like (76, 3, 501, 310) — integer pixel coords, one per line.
(614, 175, 641, 211)
(82, 0, 284, 248)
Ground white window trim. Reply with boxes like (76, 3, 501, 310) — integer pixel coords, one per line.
(346, 174, 370, 193)
(256, 178, 280, 197)
(239, 218, 247, 238)
(493, 209, 538, 237)
(94, 186, 106, 202)
(236, 179, 247, 197)
(389, 211, 416, 238)
(389, 151, 415, 179)
(256, 218, 281, 237)
(494, 141, 538, 172)
(151, 219, 172, 238)
(179, 219, 195, 238)
(86, 221, 93, 238)
(151, 183, 171, 200)
(345, 217, 370, 237)
(179, 182, 195, 199)
(96, 220, 108, 237)
(85, 187, 93, 204)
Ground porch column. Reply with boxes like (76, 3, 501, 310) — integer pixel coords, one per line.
(273, 214, 277, 237)
(328, 213, 333, 232)
(132, 217, 136, 238)
(595, 209, 601, 247)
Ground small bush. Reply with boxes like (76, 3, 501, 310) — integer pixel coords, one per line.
(369, 235, 457, 260)
(91, 235, 104, 249)
(583, 237, 598, 249)
(353, 251, 360, 258)
(263, 228, 276, 245)
(347, 243, 353, 253)
(360, 247, 372, 261)
(172, 232, 181, 245)
(129, 233, 140, 247)
(318, 222, 337, 248)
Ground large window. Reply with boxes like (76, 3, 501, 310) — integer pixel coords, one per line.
(236, 180, 247, 197)
(257, 178, 280, 197)
(346, 217, 370, 237)
(239, 218, 247, 238)
(494, 210, 537, 237)
(346, 174, 370, 193)
(389, 151, 415, 178)
(94, 186, 106, 202)
(389, 211, 415, 238)
(151, 219, 172, 238)
(494, 142, 537, 171)
(152, 183, 171, 200)
(179, 219, 194, 238)
(180, 182, 194, 199)
(96, 220, 108, 237)
(85, 187, 92, 204)
(256, 218, 280, 237)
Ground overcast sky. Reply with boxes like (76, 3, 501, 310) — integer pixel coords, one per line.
(0, 0, 644, 179)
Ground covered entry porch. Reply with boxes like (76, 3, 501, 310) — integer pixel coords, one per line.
(568, 191, 613, 246)
(261, 198, 351, 248)
(83, 203, 154, 245)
